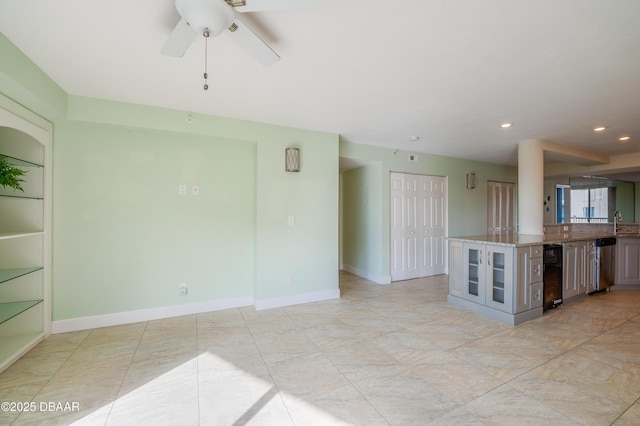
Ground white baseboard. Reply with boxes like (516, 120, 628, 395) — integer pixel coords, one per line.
(51, 296, 254, 334)
(342, 264, 391, 285)
(254, 288, 340, 311)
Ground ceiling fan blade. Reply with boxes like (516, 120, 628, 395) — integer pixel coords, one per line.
(232, 0, 317, 12)
(226, 18, 280, 66)
(161, 18, 197, 57)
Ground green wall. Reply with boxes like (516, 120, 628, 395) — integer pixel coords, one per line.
(616, 182, 636, 222)
(66, 96, 340, 308)
(342, 163, 384, 280)
(53, 122, 257, 318)
(1, 34, 339, 323)
(54, 100, 339, 320)
(636, 184, 640, 220)
(340, 142, 517, 282)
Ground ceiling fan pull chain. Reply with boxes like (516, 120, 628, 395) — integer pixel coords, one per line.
(203, 28, 210, 91)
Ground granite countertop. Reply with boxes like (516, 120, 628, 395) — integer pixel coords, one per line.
(448, 232, 640, 247)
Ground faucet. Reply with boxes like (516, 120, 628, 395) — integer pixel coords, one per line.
(614, 210, 622, 235)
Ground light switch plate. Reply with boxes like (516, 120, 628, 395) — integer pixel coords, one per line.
(178, 282, 187, 296)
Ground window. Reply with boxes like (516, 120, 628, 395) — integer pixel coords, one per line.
(556, 185, 610, 224)
(570, 187, 608, 223)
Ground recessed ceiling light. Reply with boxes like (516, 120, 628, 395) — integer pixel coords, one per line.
(594, 126, 606, 132)
(409, 136, 420, 142)
(500, 123, 512, 128)
(619, 136, 631, 141)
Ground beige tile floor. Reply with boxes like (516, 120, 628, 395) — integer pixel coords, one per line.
(2, 271, 640, 425)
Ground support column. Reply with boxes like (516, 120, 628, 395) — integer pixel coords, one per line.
(518, 139, 544, 235)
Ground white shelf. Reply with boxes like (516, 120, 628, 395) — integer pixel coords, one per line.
(0, 300, 43, 325)
(0, 267, 43, 284)
(0, 153, 43, 168)
(0, 93, 51, 373)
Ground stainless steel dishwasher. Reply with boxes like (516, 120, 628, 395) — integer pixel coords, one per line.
(595, 238, 616, 291)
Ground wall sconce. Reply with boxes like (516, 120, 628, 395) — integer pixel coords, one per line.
(285, 147, 300, 172)
(466, 172, 476, 189)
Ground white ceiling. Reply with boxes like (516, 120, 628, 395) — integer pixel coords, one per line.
(1, 0, 640, 172)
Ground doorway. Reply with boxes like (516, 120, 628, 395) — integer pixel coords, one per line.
(390, 172, 447, 281)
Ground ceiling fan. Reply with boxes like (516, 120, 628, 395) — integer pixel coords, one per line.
(161, 0, 315, 67)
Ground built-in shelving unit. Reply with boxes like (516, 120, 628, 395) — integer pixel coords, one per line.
(0, 94, 52, 372)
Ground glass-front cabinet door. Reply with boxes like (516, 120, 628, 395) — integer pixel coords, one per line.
(462, 242, 486, 303)
(485, 245, 513, 313)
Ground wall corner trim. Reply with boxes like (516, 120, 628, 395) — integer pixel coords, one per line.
(342, 265, 391, 285)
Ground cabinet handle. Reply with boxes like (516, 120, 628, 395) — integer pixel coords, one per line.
(487, 251, 491, 266)
(479, 250, 483, 264)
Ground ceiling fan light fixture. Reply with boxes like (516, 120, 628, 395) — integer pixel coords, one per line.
(176, 0, 234, 37)
(162, 0, 286, 66)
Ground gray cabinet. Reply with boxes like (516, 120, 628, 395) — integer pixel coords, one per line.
(449, 236, 605, 325)
(462, 242, 486, 304)
(563, 242, 580, 299)
(587, 241, 598, 293)
(515, 245, 543, 313)
(563, 240, 594, 300)
(485, 247, 513, 313)
(616, 237, 640, 285)
(448, 240, 546, 325)
(448, 241, 463, 298)
(461, 242, 513, 313)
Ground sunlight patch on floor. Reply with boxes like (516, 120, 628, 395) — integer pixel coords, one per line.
(69, 351, 349, 425)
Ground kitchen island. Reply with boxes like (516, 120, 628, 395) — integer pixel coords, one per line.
(448, 224, 640, 325)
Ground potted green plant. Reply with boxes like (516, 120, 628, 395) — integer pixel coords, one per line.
(0, 156, 26, 191)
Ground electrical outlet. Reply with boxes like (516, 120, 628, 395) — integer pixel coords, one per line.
(192, 185, 199, 196)
(288, 216, 295, 226)
(178, 184, 187, 195)
(178, 282, 188, 296)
